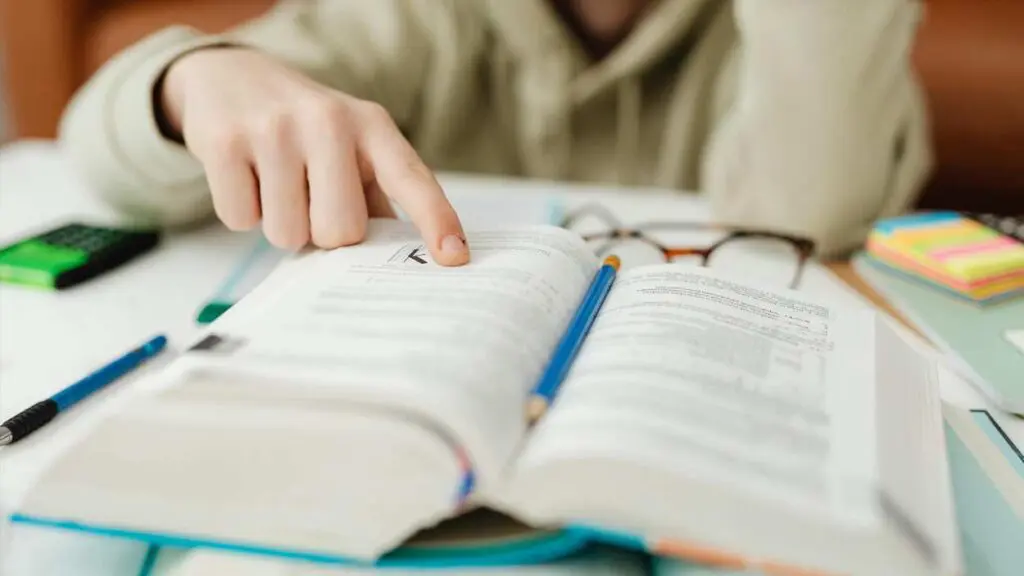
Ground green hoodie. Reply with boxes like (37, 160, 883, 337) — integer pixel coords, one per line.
(58, 0, 931, 256)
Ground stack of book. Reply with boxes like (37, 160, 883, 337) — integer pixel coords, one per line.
(865, 212, 1024, 304)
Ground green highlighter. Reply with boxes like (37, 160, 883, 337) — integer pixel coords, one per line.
(0, 223, 160, 290)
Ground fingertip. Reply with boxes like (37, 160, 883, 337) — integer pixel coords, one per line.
(434, 251, 470, 267)
(264, 224, 309, 251)
(433, 234, 470, 266)
(218, 199, 261, 231)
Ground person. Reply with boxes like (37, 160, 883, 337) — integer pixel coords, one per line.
(58, 0, 932, 266)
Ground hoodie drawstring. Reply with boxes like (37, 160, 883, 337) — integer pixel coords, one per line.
(491, 47, 520, 174)
(494, 45, 647, 187)
(616, 77, 643, 186)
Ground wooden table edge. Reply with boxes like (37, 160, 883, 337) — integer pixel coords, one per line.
(825, 261, 923, 339)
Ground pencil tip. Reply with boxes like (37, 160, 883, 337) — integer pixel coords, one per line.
(526, 397, 548, 423)
(0, 427, 12, 446)
(145, 335, 168, 354)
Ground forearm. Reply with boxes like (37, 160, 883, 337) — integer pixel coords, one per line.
(703, 0, 932, 257)
(58, 27, 219, 228)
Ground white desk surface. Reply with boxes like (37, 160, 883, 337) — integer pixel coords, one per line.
(0, 139, 1020, 572)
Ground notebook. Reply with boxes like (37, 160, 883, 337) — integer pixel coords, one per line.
(853, 254, 1024, 414)
(8, 221, 961, 576)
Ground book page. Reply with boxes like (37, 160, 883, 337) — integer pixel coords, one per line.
(512, 266, 877, 519)
(188, 220, 599, 482)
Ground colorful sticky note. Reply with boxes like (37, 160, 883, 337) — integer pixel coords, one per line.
(867, 213, 1024, 304)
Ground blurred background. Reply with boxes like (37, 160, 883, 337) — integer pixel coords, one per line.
(0, 0, 1020, 212)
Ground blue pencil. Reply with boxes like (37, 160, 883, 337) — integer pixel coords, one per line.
(0, 334, 168, 446)
(527, 256, 620, 422)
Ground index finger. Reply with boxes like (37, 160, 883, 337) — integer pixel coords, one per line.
(357, 109, 469, 266)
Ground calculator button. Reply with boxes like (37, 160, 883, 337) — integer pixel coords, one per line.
(969, 213, 1024, 243)
(37, 224, 79, 245)
(80, 239, 103, 252)
(46, 227, 125, 253)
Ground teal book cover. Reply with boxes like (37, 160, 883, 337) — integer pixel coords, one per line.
(2, 521, 648, 576)
(8, 509, 592, 571)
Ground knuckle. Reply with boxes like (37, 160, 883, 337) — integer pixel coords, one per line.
(202, 127, 246, 160)
(402, 153, 433, 182)
(251, 109, 294, 142)
(358, 101, 395, 127)
(300, 97, 354, 141)
(386, 148, 436, 192)
(305, 96, 349, 125)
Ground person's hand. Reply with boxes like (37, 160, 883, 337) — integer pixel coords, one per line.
(160, 47, 469, 265)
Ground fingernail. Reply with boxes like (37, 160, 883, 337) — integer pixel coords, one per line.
(441, 234, 467, 256)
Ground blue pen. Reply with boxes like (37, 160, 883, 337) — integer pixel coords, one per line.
(527, 256, 619, 422)
(0, 334, 168, 446)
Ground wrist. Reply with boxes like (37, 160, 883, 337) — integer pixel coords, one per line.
(155, 44, 242, 141)
(158, 58, 188, 139)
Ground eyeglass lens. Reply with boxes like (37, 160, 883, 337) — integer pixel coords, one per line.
(579, 229, 803, 288)
(703, 236, 803, 288)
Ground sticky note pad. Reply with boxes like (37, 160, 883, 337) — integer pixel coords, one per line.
(867, 212, 1024, 304)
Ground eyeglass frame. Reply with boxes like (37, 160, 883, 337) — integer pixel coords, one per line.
(559, 203, 817, 289)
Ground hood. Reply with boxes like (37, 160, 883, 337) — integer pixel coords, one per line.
(481, 0, 721, 97)
(477, 0, 726, 184)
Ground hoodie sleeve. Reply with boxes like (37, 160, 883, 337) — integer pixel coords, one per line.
(58, 0, 449, 228)
(701, 0, 933, 258)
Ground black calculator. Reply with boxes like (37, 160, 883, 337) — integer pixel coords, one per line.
(0, 223, 160, 290)
(967, 213, 1024, 243)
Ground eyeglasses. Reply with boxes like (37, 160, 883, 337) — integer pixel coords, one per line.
(560, 203, 816, 289)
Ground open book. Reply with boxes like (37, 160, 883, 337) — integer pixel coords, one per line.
(9, 221, 962, 576)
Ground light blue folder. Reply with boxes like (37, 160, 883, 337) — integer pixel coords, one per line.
(943, 406, 1024, 576)
(853, 254, 1024, 414)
